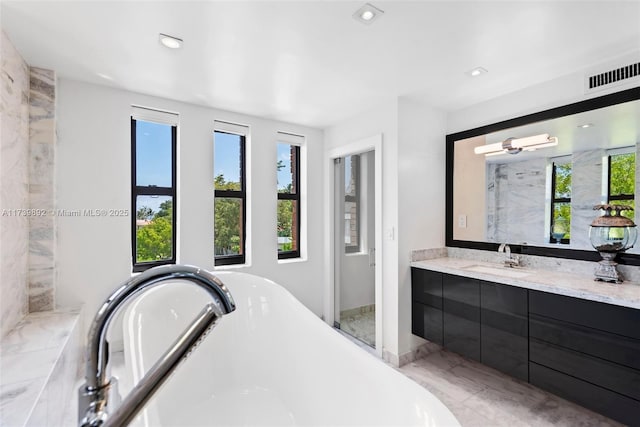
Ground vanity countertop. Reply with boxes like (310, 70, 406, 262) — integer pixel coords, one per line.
(411, 257, 640, 310)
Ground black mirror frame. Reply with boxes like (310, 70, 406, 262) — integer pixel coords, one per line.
(445, 86, 640, 266)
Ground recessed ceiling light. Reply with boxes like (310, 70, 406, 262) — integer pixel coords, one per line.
(578, 123, 594, 128)
(353, 3, 384, 25)
(466, 67, 488, 77)
(159, 33, 182, 49)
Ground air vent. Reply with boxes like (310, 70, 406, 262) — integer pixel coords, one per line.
(585, 57, 640, 94)
(588, 62, 640, 89)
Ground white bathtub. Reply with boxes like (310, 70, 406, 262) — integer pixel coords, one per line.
(123, 271, 460, 426)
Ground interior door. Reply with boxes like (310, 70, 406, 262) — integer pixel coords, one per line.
(334, 151, 376, 347)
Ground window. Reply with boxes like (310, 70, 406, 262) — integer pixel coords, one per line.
(345, 154, 360, 253)
(608, 151, 635, 219)
(214, 125, 246, 266)
(277, 142, 300, 259)
(131, 109, 177, 272)
(550, 159, 571, 244)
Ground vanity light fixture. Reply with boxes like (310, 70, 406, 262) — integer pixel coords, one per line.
(466, 67, 488, 77)
(353, 3, 384, 25)
(159, 33, 183, 49)
(474, 133, 559, 156)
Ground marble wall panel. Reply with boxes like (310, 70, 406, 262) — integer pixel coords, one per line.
(486, 159, 546, 245)
(28, 67, 56, 313)
(572, 149, 605, 249)
(0, 309, 82, 427)
(1, 30, 30, 338)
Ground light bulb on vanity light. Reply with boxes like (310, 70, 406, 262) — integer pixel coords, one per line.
(474, 133, 558, 156)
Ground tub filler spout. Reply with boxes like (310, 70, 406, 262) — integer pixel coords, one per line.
(78, 265, 235, 427)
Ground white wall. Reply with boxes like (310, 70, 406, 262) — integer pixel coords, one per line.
(447, 70, 637, 134)
(325, 97, 447, 363)
(397, 97, 446, 357)
(325, 100, 399, 359)
(55, 79, 325, 324)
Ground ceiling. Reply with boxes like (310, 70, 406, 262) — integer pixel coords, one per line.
(2, 1, 640, 128)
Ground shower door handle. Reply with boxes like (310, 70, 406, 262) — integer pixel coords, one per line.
(369, 248, 375, 267)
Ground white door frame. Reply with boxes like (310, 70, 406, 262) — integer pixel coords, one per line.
(325, 134, 383, 357)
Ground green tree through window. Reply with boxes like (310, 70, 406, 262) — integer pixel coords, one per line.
(131, 116, 176, 271)
(551, 161, 571, 243)
(277, 143, 300, 258)
(609, 152, 635, 220)
(214, 174, 242, 256)
(136, 200, 173, 262)
(214, 130, 246, 265)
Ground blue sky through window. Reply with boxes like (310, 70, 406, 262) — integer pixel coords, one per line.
(214, 131, 242, 185)
(136, 120, 173, 213)
(136, 121, 172, 187)
(277, 143, 293, 192)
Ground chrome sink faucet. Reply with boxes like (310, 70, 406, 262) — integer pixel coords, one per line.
(78, 265, 236, 427)
(498, 243, 521, 268)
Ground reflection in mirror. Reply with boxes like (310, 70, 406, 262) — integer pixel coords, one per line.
(449, 89, 640, 259)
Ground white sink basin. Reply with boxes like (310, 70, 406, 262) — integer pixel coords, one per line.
(462, 264, 531, 279)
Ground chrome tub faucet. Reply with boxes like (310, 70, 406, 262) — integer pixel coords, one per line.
(78, 265, 235, 427)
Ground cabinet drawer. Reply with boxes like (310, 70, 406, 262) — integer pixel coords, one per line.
(530, 313, 640, 370)
(443, 274, 480, 361)
(412, 302, 443, 345)
(481, 282, 528, 381)
(530, 338, 640, 401)
(411, 268, 443, 308)
(529, 290, 640, 339)
(530, 362, 640, 426)
(444, 311, 480, 361)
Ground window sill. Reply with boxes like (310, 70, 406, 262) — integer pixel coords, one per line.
(277, 256, 307, 265)
(214, 262, 249, 270)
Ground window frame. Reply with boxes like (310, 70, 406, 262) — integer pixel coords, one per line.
(214, 130, 247, 266)
(277, 144, 301, 260)
(607, 151, 635, 208)
(344, 154, 361, 254)
(131, 117, 177, 272)
(549, 160, 571, 245)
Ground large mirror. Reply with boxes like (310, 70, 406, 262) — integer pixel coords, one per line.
(446, 87, 640, 264)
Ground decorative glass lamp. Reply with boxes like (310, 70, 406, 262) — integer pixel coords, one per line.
(589, 204, 637, 283)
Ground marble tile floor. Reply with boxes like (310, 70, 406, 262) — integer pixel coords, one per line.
(338, 309, 375, 347)
(398, 350, 622, 427)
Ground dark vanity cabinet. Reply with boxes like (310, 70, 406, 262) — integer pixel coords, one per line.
(442, 274, 480, 361)
(529, 291, 640, 426)
(411, 269, 528, 374)
(480, 281, 528, 381)
(411, 268, 443, 345)
(411, 267, 640, 425)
